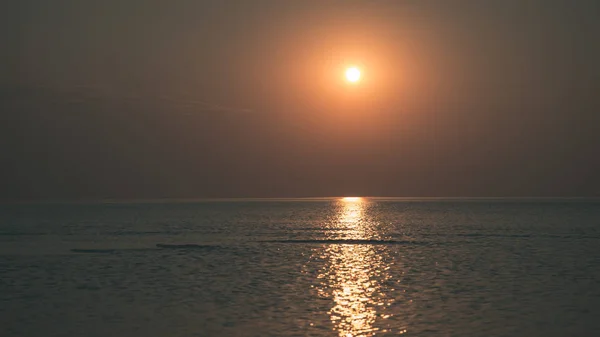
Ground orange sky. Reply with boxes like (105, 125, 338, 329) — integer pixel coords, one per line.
(1, 1, 600, 199)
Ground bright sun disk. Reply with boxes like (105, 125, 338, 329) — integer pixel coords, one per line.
(345, 67, 361, 83)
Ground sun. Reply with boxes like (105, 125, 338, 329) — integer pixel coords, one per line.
(345, 67, 361, 83)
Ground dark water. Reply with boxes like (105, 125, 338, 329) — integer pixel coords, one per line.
(1, 199, 600, 336)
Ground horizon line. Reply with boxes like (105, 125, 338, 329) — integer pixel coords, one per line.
(2, 196, 600, 205)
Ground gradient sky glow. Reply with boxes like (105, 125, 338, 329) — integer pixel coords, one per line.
(1, 0, 599, 199)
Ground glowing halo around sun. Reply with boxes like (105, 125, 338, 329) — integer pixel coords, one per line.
(341, 197, 362, 202)
(345, 67, 361, 83)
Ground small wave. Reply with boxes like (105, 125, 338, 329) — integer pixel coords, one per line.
(70, 248, 158, 254)
(261, 239, 428, 245)
(419, 233, 600, 239)
(291, 227, 354, 232)
(70, 245, 220, 253)
(0, 232, 49, 236)
(456, 233, 532, 238)
(156, 243, 219, 250)
(71, 249, 116, 254)
(415, 233, 532, 239)
(109, 230, 177, 236)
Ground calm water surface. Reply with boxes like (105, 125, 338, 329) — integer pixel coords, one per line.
(1, 199, 600, 336)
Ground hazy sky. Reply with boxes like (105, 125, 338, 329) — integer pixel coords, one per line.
(1, 0, 599, 199)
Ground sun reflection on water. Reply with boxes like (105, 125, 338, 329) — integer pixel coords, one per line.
(315, 198, 394, 337)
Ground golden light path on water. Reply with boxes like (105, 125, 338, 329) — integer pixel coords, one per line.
(314, 197, 401, 337)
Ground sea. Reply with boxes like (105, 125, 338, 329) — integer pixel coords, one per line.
(1, 198, 599, 337)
